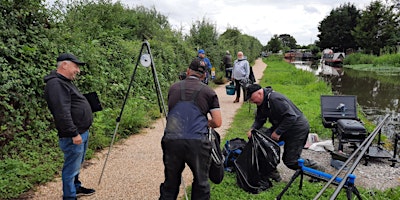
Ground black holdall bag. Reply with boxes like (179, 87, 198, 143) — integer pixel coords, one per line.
(209, 128, 225, 184)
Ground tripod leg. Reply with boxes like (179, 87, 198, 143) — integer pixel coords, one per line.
(351, 185, 362, 200)
(276, 169, 302, 200)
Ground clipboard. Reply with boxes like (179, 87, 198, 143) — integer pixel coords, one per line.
(83, 92, 103, 113)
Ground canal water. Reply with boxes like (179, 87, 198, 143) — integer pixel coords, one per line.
(293, 61, 400, 139)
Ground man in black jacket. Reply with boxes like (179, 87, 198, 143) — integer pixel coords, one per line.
(44, 53, 95, 200)
(245, 84, 310, 181)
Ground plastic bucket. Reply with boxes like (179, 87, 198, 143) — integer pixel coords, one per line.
(226, 85, 235, 95)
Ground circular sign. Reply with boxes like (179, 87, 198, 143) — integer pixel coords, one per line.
(140, 54, 151, 67)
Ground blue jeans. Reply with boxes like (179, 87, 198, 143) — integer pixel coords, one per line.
(59, 131, 89, 200)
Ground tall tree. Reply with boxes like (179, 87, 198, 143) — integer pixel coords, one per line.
(266, 34, 282, 53)
(352, 1, 400, 55)
(279, 34, 297, 49)
(187, 17, 219, 65)
(317, 3, 360, 52)
(218, 28, 262, 64)
(188, 17, 218, 49)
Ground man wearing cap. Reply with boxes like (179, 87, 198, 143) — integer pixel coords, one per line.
(197, 49, 212, 84)
(160, 57, 222, 200)
(44, 53, 95, 199)
(245, 84, 310, 181)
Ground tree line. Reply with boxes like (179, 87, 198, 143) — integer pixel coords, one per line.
(265, 1, 400, 56)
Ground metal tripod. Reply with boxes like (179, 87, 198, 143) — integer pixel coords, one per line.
(97, 40, 188, 199)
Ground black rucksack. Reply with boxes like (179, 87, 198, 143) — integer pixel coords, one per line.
(222, 138, 247, 172)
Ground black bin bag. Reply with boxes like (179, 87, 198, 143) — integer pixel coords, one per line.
(209, 129, 224, 184)
(234, 130, 280, 193)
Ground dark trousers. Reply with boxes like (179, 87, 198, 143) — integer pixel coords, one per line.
(234, 79, 246, 101)
(160, 138, 212, 200)
(281, 118, 309, 170)
(263, 117, 309, 170)
(225, 64, 232, 79)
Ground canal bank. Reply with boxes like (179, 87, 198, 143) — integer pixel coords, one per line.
(293, 61, 400, 139)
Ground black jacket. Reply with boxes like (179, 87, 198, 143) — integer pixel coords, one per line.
(44, 70, 93, 138)
(251, 87, 309, 137)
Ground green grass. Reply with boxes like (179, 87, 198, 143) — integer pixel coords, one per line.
(207, 55, 400, 200)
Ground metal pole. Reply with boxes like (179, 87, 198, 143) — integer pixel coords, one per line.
(329, 114, 389, 200)
(313, 114, 389, 199)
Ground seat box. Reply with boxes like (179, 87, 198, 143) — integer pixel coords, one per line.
(320, 95, 358, 128)
(336, 119, 367, 140)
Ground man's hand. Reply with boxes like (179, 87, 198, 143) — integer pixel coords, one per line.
(247, 129, 252, 138)
(72, 134, 82, 145)
(271, 131, 281, 141)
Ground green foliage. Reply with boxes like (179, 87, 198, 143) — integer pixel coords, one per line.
(279, 34, 297, 49)
(218, 28, 263, 65)
(344, 53, 400, 69)
(0, 0, 192, 198)
(266, 34, 282, 53)
(352, 1, 400, 55)
(317, 3, 360, 51)
(0, 0, 267, 198)
(374, 53, 400, 68)
(343, 52, 376, 65)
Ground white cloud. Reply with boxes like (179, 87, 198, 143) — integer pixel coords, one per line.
(47, 0, 376, 45)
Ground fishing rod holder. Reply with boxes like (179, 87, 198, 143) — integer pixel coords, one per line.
(276, 159, 361, 200)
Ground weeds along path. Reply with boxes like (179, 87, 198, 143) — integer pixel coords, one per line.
(31, 59, 267, 200)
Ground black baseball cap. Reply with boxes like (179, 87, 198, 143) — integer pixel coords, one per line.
(245, 84, 262, 101)
(56, 53, 86, 65)
(189, 58, 207, 74)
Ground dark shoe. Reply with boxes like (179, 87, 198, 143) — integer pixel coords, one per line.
(269, 170, 282, 182)
(76, 186, 95, 197)
(233, 98, 239, 103)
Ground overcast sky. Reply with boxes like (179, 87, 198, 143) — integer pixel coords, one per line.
(113, 0, 376, 46)
(47, 0, 375, 45)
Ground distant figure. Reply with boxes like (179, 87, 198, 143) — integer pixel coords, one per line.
(231, 51, 250, 103)
(198, 49, 212, 84)
(222, 50, 232, 80)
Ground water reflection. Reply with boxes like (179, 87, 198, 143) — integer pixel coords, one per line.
(293, 62, 400, 138)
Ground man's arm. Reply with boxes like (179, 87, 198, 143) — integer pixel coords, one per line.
(245, 61, 250, 78)
(208, 109, 222, 128)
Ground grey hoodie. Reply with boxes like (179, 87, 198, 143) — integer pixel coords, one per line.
(232, 57, 250, 80)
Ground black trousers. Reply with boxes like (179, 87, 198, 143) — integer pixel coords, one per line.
(281, 118, 309, 170)
(225, 64, 232, 78)
(160, 138, 212, 200)
(234, 79, 246, 101)
(263, 117, 309, 170)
